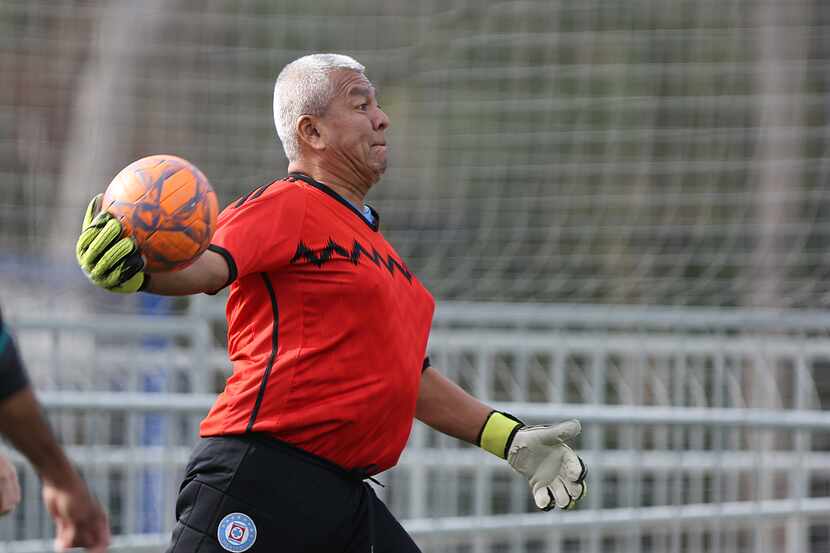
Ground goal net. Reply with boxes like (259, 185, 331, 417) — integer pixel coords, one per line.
(1, 0, 828, 309)
(3, 4, 830, 553)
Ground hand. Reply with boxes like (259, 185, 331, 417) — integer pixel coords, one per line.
(42, 476, 111, 552)
(506, 420, 587, 511)
(478, 412, 587, 510)
(76, 194, 147, 294)
(0, 454, 21, 516)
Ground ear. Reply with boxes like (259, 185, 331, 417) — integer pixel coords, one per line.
(296, 115, 325, 152)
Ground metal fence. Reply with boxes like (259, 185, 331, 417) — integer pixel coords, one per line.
(3, 300, 830, 552)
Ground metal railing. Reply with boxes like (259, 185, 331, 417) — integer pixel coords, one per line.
(2, 299, 829, 553)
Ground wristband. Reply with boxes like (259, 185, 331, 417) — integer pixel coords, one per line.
(477, 411, 523, 459)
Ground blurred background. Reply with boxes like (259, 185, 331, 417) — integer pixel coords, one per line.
(2, 0, 830, 551)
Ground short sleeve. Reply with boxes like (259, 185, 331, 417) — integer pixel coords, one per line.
(210, 182, 306, 281)
(0, 310, 29, 402)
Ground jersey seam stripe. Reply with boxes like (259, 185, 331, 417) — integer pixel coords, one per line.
(245, 274, 279, 432)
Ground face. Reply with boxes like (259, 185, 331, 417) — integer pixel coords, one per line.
(312, 70, 390, 186)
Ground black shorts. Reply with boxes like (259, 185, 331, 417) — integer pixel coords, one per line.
(165, 434, 421, 553)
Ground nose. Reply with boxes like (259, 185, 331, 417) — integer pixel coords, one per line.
(374, 107, 390, 131)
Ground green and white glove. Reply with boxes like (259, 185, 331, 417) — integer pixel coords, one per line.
(75, 194, 148, 294)
(479, 412, 587, 511)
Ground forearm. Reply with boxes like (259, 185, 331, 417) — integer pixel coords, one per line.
(0, 387, 80, 487)
(144, 248, 230, 296)
(415, 366, 492, 444)
(145, 264, 215, 296)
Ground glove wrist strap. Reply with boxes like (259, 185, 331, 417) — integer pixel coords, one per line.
(478, 411, 523, 459)
(138, 273, 151, 293)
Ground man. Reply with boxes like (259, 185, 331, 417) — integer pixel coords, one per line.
(0, 307, 110, 551)
(76, 53, 586, 553)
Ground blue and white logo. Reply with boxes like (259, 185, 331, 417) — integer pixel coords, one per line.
(217, 512, 257, 552)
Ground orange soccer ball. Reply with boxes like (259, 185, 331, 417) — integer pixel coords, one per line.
(102, 155, 219, 273)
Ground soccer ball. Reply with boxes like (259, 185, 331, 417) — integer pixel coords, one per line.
(102, 154, 219, 273)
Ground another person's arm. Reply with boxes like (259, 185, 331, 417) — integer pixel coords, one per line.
(0, 453, 20, 515)
(0, 314, 110, 551)
(0, 388, 110, 552)
(0, 387, 86, 494)
(415, 365, 587, 510)
(0, 311, 30, 516)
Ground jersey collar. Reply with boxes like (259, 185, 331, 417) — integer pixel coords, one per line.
(288, 172, 380, 232)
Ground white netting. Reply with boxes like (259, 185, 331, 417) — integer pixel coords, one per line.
(3, 5, 830, 552)
(1, 0, 828, 308)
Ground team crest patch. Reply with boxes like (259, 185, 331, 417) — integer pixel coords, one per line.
(217, 512, 257, 552)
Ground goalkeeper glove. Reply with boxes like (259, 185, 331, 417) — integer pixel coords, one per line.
(478, 412, 587, 511)
(75, 194, 148, 294)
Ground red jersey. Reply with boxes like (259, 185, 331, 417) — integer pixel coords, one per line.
(200, 173, 435, 473)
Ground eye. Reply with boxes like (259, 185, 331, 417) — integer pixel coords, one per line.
(357, 103, 369, 111)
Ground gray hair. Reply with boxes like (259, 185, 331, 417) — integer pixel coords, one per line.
(273, 53, 365, 161)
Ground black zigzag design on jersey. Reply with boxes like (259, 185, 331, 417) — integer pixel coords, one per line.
(290, 239, 413, 283)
